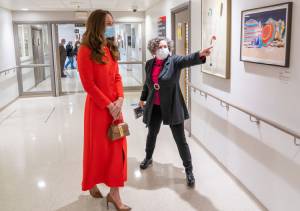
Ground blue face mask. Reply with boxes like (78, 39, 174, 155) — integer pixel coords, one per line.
(104, 26, 116, 38)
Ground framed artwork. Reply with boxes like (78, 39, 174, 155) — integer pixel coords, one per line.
(240, 2, 293, 67)
(201, 0, 231, 79)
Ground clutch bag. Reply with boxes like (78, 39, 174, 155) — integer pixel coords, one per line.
(108, 122, 130, 141)
(133, 106, 144, 119)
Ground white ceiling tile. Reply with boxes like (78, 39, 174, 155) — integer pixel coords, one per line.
(0, 0, 162, 11)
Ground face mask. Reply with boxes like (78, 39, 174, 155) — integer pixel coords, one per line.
(156, 47, 169, 60)
(104, 26, 116, 38)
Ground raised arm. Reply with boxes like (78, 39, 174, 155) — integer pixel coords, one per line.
(173, 47, 212, 69)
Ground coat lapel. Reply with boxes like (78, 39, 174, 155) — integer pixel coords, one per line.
(147, 58, 155, 84)
(159, 56, 171, 79)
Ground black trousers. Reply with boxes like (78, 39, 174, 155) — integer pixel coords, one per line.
(145, 105, 193, 172)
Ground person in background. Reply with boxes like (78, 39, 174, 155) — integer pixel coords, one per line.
(73, 41, 81, 69)
(65, 41, 75, 69)
(74, 41, 80, 61)
(59, 38, 67, 78)
(139, 37, 212, 187)
(77, 9, 131, 211)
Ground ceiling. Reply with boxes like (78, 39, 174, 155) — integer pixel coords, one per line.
(0, 0, 161, 11)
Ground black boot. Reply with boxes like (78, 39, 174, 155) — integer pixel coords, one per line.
(186, 170, 195, 187)
(140, 158, 153, 170)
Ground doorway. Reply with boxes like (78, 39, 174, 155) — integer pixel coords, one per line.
(14, 23, 55, 96)
(14, 21, 145, 97)
(32, 27, 46, 86)
(53, 23, 85, 94)
(53, 22, 145, 95)
(171, 2, 191, 134)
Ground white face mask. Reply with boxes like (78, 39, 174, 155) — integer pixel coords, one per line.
(156, 47, 169, 60)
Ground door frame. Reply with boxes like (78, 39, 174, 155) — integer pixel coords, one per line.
(171, 1, 192, 136)
(13, 22, 56, 97)
(52, 21, 146, 95)
(14, 20, 146, 96)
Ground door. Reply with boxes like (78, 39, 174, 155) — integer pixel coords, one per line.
(172, 3, 191, 135)
(32, 28, 46, 86)
(53, 22, 145, 95)
(53, 23, 85, 95)
(115, 22, 145, 91)
(173, 7, 190, 102)
(14, 23, 55, 96)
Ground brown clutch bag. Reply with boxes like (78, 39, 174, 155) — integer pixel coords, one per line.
(108, 121, 130, 141)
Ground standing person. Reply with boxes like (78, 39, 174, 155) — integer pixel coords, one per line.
(139, 37, 212, 187)
(73, 41, 80, 61)
(77, 9, 131, 211)
(59, 39, 67, 78)
(73, 41, 80, 69)
(65, 41, 75, 69)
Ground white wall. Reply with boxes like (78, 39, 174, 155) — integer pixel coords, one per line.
(145, 0, 300, 210)
(0, 7, 18, 109)
(145, 0, 187, 59)
(189, 0, 300, 210)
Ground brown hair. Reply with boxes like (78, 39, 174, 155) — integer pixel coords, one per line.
(81, 9, 119, 64)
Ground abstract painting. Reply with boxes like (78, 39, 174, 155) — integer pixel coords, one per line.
(241, 2, 293, 67)
(201, 0, 231, 79)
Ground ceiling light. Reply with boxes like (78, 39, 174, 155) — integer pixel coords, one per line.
(37, 180, 46, 189)
(21, 8, 29, 11)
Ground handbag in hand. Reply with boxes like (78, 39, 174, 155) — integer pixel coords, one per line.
(108, 121, 130, 141)
(133, 106, 144, 119)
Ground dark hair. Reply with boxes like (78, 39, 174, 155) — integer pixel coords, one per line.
(147, 37, 174, 55)
(81, 9, 119, 64)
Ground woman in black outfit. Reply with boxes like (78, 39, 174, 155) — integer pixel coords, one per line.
(139, 37, 212, 187)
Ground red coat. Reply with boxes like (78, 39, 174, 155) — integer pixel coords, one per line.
(77, 45, 127, 191)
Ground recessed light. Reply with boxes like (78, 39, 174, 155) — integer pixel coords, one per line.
(37, 180, 46, 189)
(21, 8, 29, 11)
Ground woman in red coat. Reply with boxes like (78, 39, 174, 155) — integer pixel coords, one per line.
(77, 10, 130, 211)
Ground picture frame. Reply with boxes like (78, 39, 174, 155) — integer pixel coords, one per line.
(240, 2, 293, 67)
(201, 0, 231, 79)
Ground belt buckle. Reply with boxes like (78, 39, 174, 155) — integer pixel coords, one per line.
(154, 83, 160, 90)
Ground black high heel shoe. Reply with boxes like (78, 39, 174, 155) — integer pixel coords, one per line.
(140, 158, 153, 170)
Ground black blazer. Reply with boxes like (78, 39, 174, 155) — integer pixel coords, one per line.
(140, 52, 206, 126)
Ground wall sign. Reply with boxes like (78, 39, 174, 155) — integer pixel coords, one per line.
(158, 16, 166, 37)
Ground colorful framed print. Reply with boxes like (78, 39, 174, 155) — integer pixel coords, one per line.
(240, 2, 293, 67)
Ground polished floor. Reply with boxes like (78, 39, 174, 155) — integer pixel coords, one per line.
(0, 92, 265, 211)
(29, 66, 142, 93)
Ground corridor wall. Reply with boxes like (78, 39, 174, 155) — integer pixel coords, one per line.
(0, 7, 18, 109)
(146, 0, 300, 210)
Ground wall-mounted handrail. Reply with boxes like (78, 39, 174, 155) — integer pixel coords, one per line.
(0, 64, 52, 76)
(19, 64, 51, 68)
(188, 82, 300, 145)
(0, 66, 17, 75)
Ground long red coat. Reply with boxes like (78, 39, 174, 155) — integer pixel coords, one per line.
(77, 45, 127, 191)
